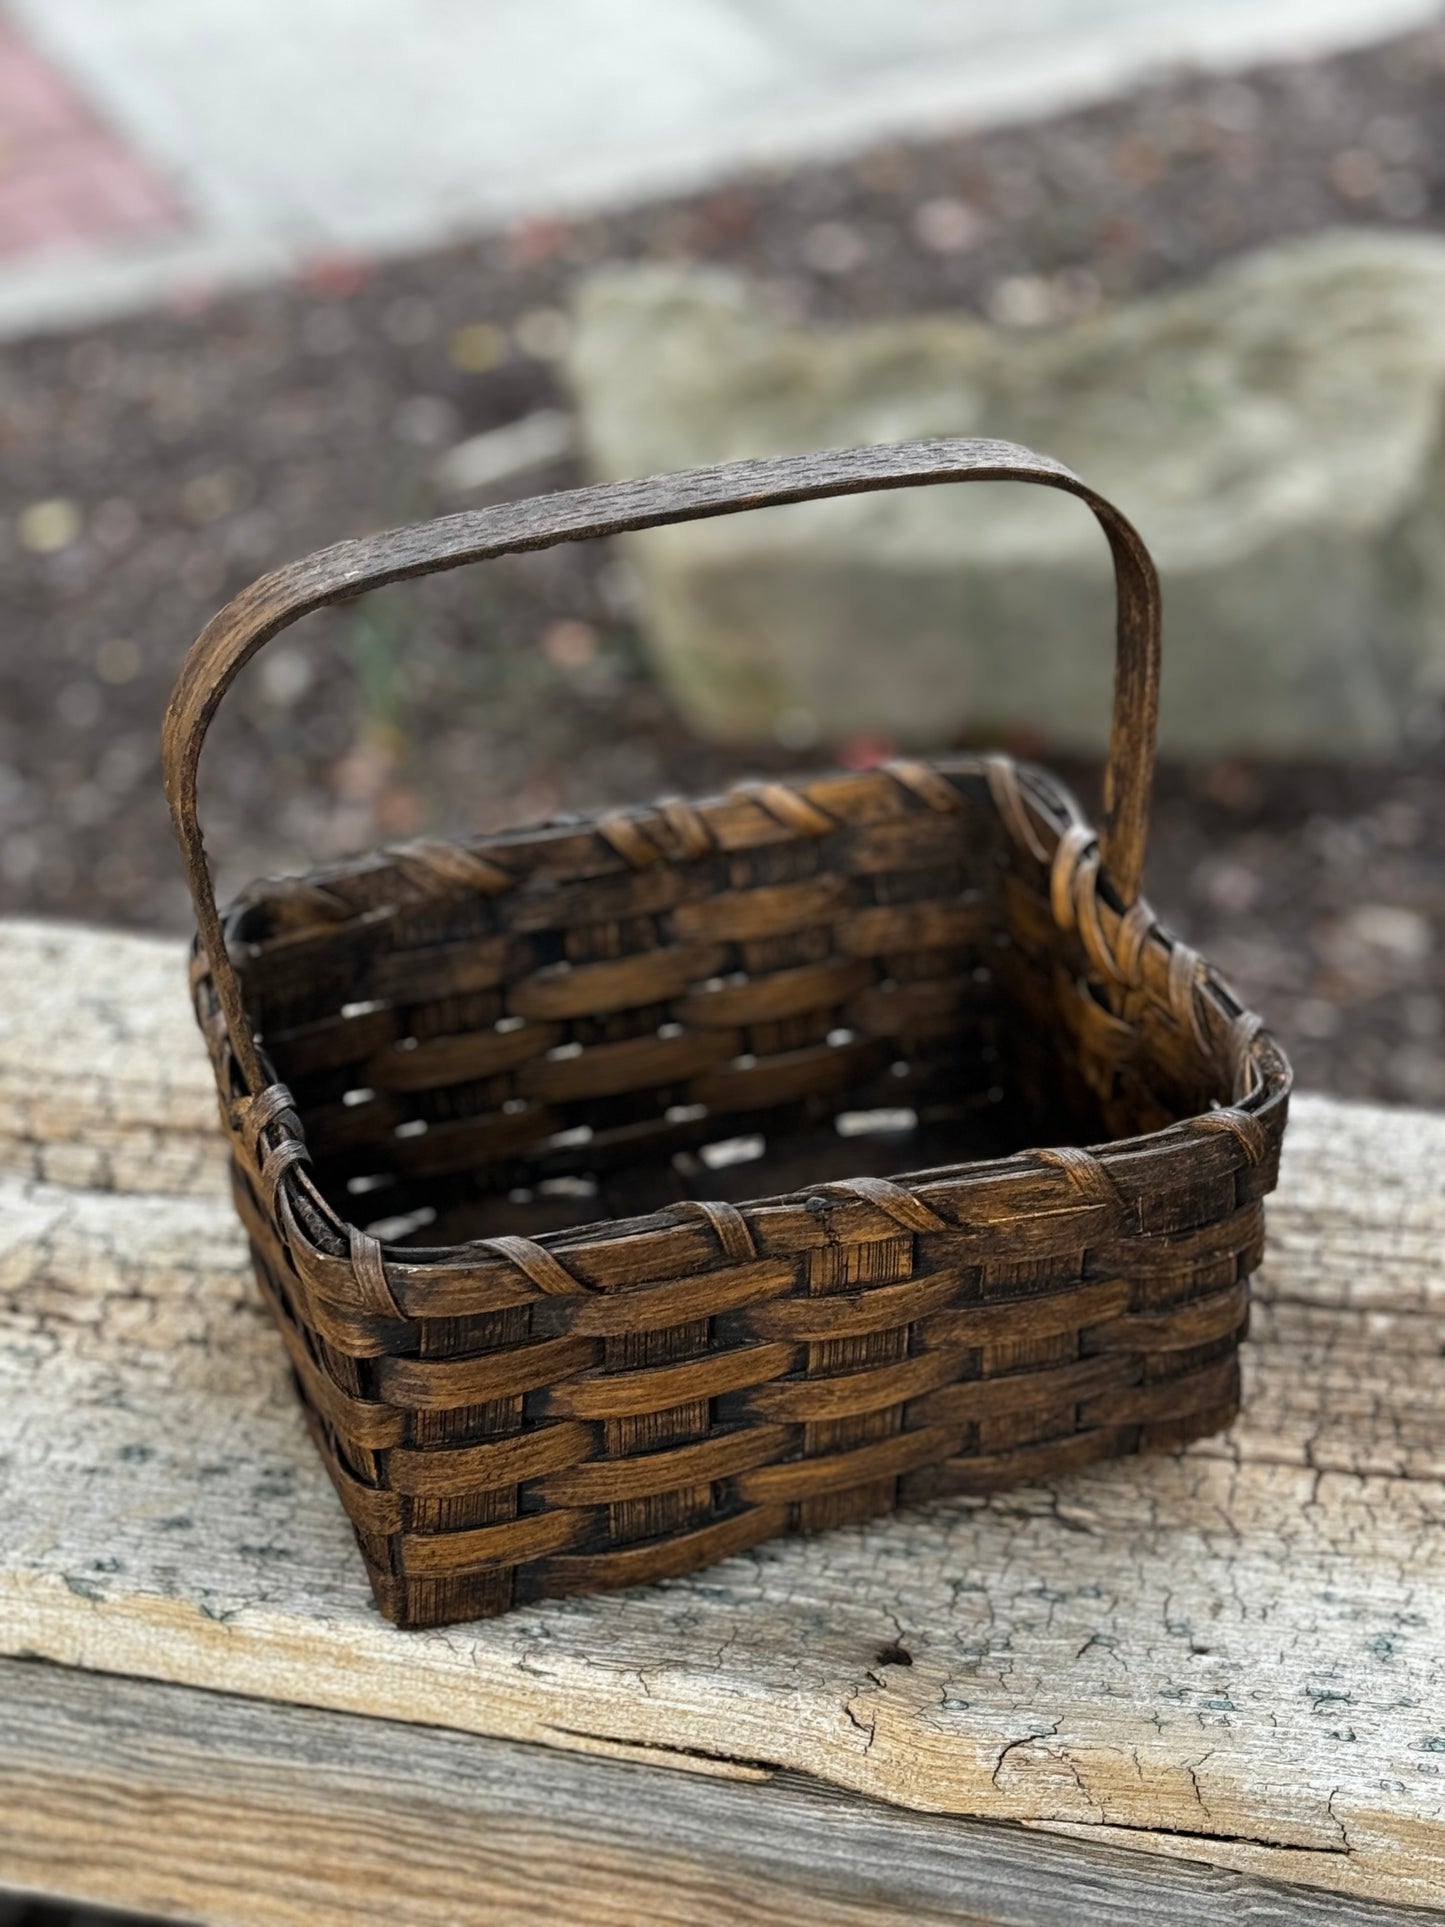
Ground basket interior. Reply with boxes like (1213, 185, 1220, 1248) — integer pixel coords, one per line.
(229, 766, 1228, 1252)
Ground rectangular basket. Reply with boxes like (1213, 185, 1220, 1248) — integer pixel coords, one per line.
(164, 438, 1291, 1628)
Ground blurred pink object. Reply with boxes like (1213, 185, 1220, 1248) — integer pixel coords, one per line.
(840, 730, 898, 770)
(0, 15, 177, 256)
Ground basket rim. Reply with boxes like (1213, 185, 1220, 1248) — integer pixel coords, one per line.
(199, 752, 1292, 1313)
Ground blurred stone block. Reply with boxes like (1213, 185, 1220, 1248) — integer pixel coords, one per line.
(566, 233, 1445, 755)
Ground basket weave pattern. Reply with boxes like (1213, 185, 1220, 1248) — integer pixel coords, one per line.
(166, 441, 1290, 1627)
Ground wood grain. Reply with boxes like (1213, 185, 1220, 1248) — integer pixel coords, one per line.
(1, 920, 1442, 1911)
(0, 1658, 1429, 1927)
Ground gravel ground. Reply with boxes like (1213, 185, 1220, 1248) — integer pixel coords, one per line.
(3, 27, 1445, 1104)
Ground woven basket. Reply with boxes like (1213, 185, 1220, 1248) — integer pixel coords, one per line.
(164, 438, 1291, 1629)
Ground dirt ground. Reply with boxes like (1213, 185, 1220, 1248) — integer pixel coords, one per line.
(2, 27, 1444, 1104)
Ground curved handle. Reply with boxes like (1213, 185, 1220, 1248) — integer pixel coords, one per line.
(164, 436, 1161, 1093)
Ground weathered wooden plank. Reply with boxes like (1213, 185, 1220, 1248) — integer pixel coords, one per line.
(0, 1658, 1431, 1927)
(2, 920, 1444, 1911)
(0, 919, 223, 1196)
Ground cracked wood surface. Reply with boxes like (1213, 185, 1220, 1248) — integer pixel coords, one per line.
(0, 1659, 1428, 1927)
(2, 917, 1444, 1915)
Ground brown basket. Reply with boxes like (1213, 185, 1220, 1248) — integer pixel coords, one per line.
(164, 438, 1291, 1629)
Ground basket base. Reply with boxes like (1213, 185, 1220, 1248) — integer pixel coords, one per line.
(331, 1377, 1241, 1630)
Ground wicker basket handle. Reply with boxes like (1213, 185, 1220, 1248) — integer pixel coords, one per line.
(164, 437, 1160, 1091)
